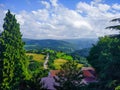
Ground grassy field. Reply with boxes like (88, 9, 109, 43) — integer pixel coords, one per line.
(26, 53, 83, 70)
(54, 59, 83, 69)
(26, 53, 45, 63)
(54, 59, 67, 69)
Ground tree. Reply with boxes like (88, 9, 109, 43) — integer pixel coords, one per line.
(115, 85, 120, 90)
(88, 36, 120, 90)
(0, 10, 29, 89)
(106, 18, 120, 31)
(55, 60, 83, 90)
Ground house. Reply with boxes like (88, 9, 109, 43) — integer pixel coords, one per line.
(81, 67, 97, 85)
(49, 70, 60, 77)
(40, 67, 97, 89)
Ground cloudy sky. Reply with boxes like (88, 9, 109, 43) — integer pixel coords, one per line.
(0, 0, 120, 39)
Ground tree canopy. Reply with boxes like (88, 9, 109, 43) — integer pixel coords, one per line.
(0, 10, 29, 89)
(88, 36, 120, 89)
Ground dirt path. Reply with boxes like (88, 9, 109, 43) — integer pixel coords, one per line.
(44, 53, 49, 69)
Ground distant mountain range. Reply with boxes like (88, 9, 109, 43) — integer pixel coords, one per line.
(63, 38, 98, 49)
(23, 38, 98, 53)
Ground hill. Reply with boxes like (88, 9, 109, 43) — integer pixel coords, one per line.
(23, 38, 98, 53)
(71, 48, 90, 58)
(63, 38, 98, 49)
(23, 39, 75, 53)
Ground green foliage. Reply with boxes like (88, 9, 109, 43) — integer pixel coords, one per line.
(55, 60, 83, 90)
(29, 61, 42, 71)
(56, 52, 73, 60)
(24, 54, 49, 90)
(80, 83, 101, 90)
(78, 57, 90, 67)
(19, 69, 48, 90)
(71, 48, 90, 58)
(0, 10, 30, 89)
(115, 85, 120, 90)
(24, 39, 75, 53)
(88, 36, 120, 89)
(48, 52, 56, 69)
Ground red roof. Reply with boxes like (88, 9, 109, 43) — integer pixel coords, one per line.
(50, 70, 60, 77)
(83, 70, 94, 77)
(49, 67, 96, 78)
(82, 67, 96, 78)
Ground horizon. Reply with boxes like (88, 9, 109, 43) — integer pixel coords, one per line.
(23, 37, 99, 40)
(0, 0, 120, 39)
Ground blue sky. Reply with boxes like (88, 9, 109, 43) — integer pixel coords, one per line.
(0, 0, 120, 39)
(0, 0, 120, 12)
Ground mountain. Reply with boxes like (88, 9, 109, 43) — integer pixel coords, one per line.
(63, 38, 98, 50)
(23, 38, 98, 53)
(71, 48, 91, 58)
(23, 39, 75, 53)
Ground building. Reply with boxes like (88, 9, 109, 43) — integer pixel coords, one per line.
(40, 67, 97, 89)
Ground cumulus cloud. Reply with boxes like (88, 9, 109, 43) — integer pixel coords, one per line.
(0, 0, 120, 39)
(50, 0, 58, 7)
(76, 0, 120, 37)
(41, 1, 50, 9)
(112, 4, 120, 10)
(15, 5, 93, 39)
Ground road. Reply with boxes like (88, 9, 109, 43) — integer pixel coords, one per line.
(44, 53, 49, 69)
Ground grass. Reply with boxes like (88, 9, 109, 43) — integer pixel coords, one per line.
(54, 59, 68, 69)
(26, 53, 45, 63)
(26, 53, 83, 70)
(54, 59, 83, 69)
(77, 64, 83, 68)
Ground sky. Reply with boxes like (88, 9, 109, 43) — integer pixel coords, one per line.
(0, 0, 120, 39)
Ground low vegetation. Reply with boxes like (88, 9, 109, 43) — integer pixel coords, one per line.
(26, 53, 45, 62)
(54, 59, 68, 69)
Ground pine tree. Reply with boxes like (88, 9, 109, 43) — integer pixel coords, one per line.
(0, 10, 29, 89)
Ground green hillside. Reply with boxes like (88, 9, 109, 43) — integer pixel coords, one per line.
(24, 39, 75, 53)
(23, 38, 98, 53)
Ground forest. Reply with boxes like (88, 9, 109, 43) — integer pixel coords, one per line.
(0, 10, 120, 90)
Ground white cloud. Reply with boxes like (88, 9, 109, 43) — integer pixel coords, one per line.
(41, 1, 50, 9)
(112, 4, 120, 10)
(0, 9, 6, 32)
(0, 0, 120, 39)
(93, 0, 102, 3)
(76, 1, 120, 37)
(50, 0, 58, 7)
(98, 4, 110, 12)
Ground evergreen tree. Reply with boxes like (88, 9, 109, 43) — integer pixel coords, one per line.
(0, 10, 29, 89)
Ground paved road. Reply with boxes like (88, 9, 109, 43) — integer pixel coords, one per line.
(44, 53, 49, 69)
